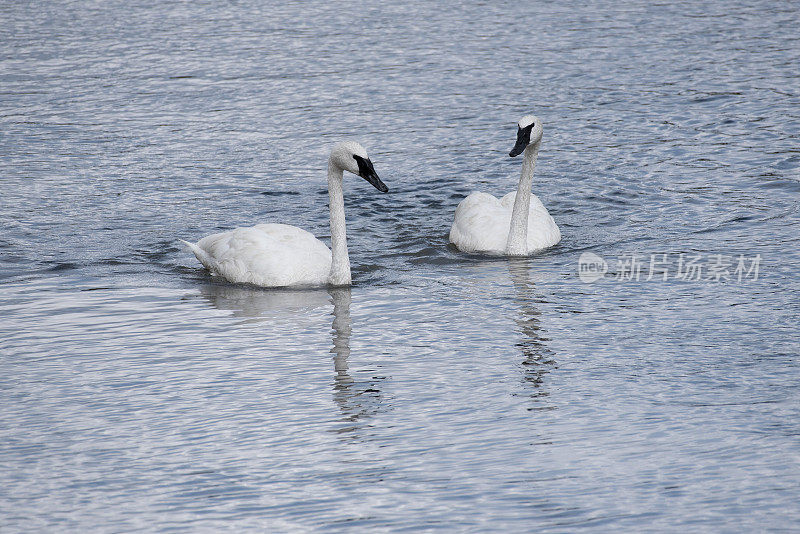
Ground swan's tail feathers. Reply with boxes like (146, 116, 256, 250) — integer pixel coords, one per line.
(179, 239, 216, 273)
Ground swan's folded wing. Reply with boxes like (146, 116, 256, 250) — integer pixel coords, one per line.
(196, 224, 331, 286)
(449, 192, 510, 254)
(525, 194, 561, 251)
(460, 191, 561, 253)
(500, 191, 517, 208)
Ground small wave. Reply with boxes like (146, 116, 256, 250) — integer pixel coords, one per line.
(260, 190, 301, 197)
(46, 262, 80, 272)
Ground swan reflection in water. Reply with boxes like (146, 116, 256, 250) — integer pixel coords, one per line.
(195, 282, 330, 323)
(194, 283, 385, 432)
(328, 287, 385, 435)
(506, 258, 557, 409)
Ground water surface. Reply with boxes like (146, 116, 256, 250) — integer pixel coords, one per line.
(2, 0, 799, 531)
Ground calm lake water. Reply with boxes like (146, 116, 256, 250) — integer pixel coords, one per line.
(2, 0, 799, 531)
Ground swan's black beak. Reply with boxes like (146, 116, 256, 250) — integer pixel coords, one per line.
(509, 124, 533, 157)
(353, 155, 388, 193)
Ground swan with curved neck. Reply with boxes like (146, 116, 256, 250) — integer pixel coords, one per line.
(449, 115, 560, 255)
(181, 141, 388, 287)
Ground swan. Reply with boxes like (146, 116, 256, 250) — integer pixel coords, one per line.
(449, 115, 561, 255)
(181, 141, 388, 287)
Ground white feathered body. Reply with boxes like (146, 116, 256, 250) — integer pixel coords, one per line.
(449, 191, 560, 255)
(182, 223, 332, 287)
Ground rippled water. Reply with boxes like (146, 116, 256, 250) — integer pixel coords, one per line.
(2, 0, 799, 531)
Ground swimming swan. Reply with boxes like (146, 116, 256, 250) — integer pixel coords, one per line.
(449, 115, 560, 255)
(181, 141, 388, 287)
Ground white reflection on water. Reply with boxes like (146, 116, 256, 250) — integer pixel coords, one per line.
(196, 283, 331, 321)
(192, 282, 386, 434)
(507, 259, 557, 409)
(329, 287, 385, 434)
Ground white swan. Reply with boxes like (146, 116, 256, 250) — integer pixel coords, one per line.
(181, 141, 388, 287)
(449, 115, 561, 255)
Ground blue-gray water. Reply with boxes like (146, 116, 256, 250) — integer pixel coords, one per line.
(2, 1, 799, 531)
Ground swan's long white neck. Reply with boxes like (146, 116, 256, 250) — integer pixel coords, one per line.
(327, 161, 351, 286)
(505, 140, 541, 255)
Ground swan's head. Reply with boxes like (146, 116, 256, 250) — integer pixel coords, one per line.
(509, 115, 543, 157)
(329, 141, 388, 193)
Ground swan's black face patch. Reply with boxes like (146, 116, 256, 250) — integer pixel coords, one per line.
(509, 123, 534, 157)
(353, 155, 388, 193)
